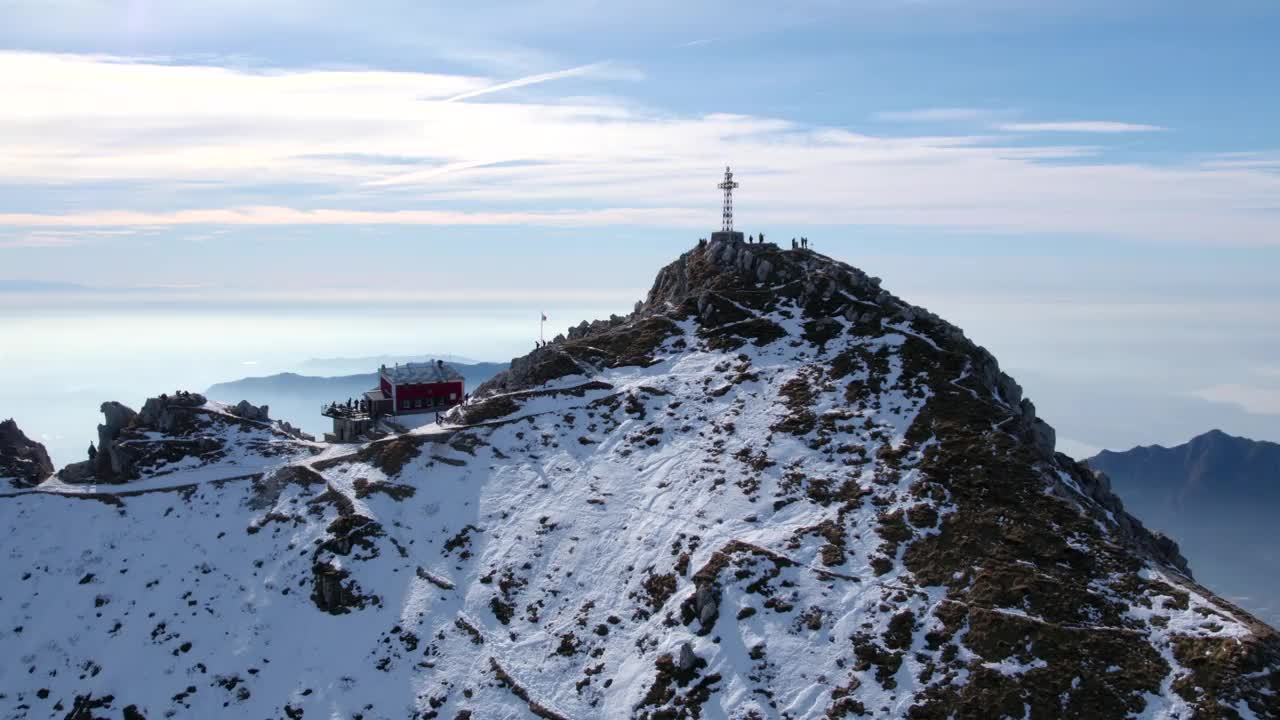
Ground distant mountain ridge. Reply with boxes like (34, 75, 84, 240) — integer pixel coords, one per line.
(1090, 429, 1280, 506)
(1089, 430, 1280, 628)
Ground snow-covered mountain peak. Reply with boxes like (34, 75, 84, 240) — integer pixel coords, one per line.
(2, 237, 1277, 719)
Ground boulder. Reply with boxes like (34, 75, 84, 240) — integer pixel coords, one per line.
(568, 320, 591, 340)
(96, 401, 138, 477)
(56, 460, 95, 484)
(693, 583, 721, 635)
(1053, 457, 1192, 577)
(1014, 400, 1056, 457)
(230, 400, 270, 422)
(138, 392, 206, 434)
(676, 642, 699, 673)
(98, 401, 137, 444)
(276, 420, 314, 442)
(1029, 418, 1057, 457)
(1151, 532, 1190, 574)
(755, 260, 773, 283)
(312, 562, 361, 614)
(0, 419, 54, 488)
(997, 374, 1024, 408)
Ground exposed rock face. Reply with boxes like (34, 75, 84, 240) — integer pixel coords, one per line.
(0, 419, 54, 488)
(95, 401, 139, 477)
(311, 562, 362, 614)
(676, 642, 699, 674)
(692, 582, 720, 636)
(274, 419, 314, 442)
(58, 392, 311, 484)
(1054, 455, 1191, 575)
(214, 395, 311, 441)
(229, 399, 270, 422)
(138, 392, 207, 434)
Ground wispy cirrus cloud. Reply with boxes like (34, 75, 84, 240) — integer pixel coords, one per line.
(1192, 384, 1280, 415)
(441, 61, 638, 103)
(1, 51, 1278, 246)
(995, 121, 1167, 133)
(1202, 152, 1280, 171)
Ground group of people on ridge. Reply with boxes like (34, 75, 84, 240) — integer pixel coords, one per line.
(740, 232, 812, 250)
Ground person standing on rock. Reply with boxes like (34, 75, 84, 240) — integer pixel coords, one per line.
(87, 442, 97, 462)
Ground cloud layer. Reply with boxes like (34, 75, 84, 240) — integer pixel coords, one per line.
(1193, 384, 1280, 415)
(2, 51, 1279, 245)
(995, 121, 1167, 133)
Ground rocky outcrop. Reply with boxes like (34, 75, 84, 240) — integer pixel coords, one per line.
(229, 400, 270, 422)
(473, 345, 585, 398)
(0, 419, 54, 488)
(691, 582, 720, 636)
(1055, 455, 1191, 576)
(311, 562, 364, 614)
(275, 420, 314, 442)
(676, 642, 699, 674)
(58, 401, 143, 483)
(95, 401, 139, 478)
(469, 316, 679, 401)
(222, 398, 313, 441)
(60, 392, 236, 484)
(969, 349, 1057, 458)
(138, 392, 207, 434)
(565, 313, 629, 341)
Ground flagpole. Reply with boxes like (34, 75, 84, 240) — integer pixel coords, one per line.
(540, 313, 545, 344)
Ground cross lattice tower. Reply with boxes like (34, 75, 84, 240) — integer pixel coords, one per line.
(717, 166, 739, 232)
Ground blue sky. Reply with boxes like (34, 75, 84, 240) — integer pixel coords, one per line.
(1, 0, 1279, 454)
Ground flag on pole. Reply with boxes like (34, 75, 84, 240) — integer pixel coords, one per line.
(541, 312, 548, 321)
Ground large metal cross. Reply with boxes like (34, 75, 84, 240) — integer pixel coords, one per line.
(717, 166, 739, 232)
